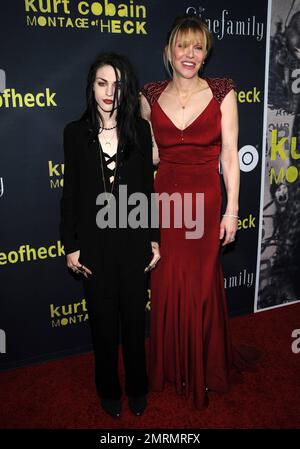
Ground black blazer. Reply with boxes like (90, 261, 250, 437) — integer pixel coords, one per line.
(60, 117, 159, 272)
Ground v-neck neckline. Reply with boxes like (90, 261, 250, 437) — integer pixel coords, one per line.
(155, 78, 214, 132)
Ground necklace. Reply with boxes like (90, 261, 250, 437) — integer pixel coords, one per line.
(98, 137, 118, 208)
(98, 128, 117, 152)
(175, 78, 202, 142)
(99, 124, 117, 131)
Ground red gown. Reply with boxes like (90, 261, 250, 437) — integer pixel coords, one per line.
(142, 78, 258, 409)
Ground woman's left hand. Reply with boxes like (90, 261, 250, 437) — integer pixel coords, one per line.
(144, 241, 161, 272)
(220, 215, 238, 246)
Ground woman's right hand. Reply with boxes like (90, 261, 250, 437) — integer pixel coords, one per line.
(66, 250, 92, 278)
(144, 242, 161, 272)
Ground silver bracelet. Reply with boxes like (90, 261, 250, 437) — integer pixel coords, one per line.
(222, 213, 239, 218)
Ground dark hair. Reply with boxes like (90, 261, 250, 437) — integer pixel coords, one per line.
(164, 15, 212, 76)
(81, 52, 141, 154)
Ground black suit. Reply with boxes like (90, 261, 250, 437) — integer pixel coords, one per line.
(60, 118, 159, 399)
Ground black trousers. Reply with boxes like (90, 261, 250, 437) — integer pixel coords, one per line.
(83, 247, 148, 400)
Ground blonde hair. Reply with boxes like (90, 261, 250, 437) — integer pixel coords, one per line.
(164, 16, 212, 77)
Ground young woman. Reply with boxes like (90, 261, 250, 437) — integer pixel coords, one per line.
(60, 53, 160, 418)
(141, 15, 259, 409)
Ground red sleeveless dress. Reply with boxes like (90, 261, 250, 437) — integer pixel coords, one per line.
(142, 78, 259, 409)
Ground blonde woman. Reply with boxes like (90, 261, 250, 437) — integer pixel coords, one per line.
(141, 15, 258, 409)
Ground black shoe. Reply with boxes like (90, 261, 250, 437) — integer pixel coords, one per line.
(101, 398, 121, 418)
(128, 395, 147, 416)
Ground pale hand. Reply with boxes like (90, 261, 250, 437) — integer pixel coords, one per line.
(66, 250, 93, 278)
(219, 216, 238, 246)
(144, 242, 161, 272)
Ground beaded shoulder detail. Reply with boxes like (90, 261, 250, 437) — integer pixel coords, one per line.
(205, 77, 237, 104)
(141, 80, 169, 107)
(141, 78, 236, 106)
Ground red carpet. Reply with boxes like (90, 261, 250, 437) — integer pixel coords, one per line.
(0, 303, 300, 429)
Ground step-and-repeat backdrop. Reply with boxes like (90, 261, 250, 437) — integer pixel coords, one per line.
(1, 0, 296, 370)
